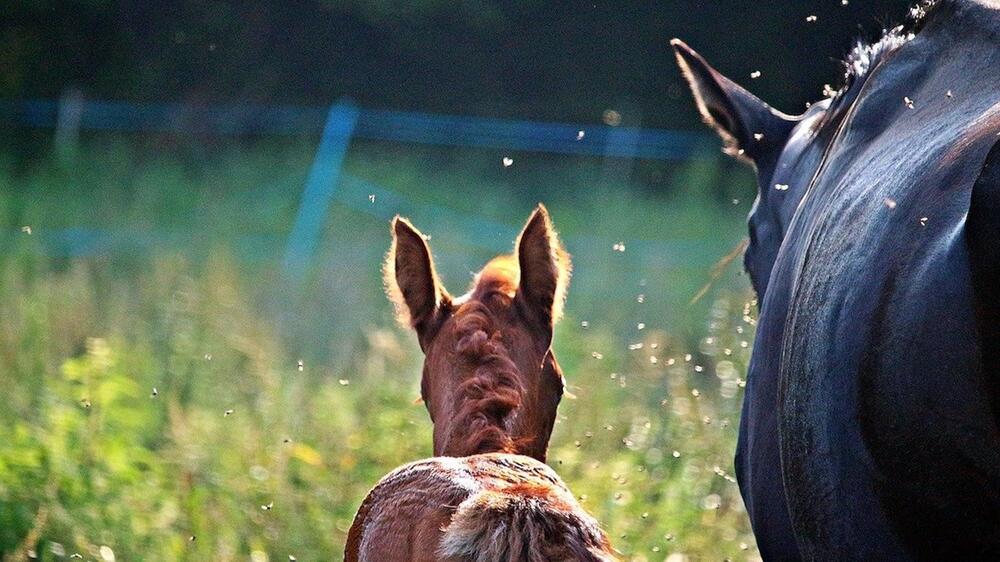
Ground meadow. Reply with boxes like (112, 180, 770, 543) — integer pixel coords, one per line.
(0, 133, 761, 561)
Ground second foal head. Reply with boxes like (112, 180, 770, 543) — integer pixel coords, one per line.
(385, 205, 571, 462)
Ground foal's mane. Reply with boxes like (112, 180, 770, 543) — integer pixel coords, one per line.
(447, 258, 532, 456)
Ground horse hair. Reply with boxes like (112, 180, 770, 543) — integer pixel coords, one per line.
(448, 297, 527, 456)
(833, 1, 943, 92)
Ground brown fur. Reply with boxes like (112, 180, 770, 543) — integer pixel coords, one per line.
(438, 456, 616, 562)
(346, 455, 616, 562)
(384, 216, 450, 331)
(346, 206, 617, 562)
(383, 205, 570, 461)
(448, 299, 525, 455)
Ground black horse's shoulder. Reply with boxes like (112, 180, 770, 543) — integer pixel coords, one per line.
(970, 137, 1000, 223)
(969, 137, 1000, 271)
(968, 136, 1000, 432)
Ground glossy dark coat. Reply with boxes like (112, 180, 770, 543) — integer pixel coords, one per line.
(675, 1, 1000, 559)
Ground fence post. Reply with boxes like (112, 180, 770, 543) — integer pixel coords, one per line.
(55, 88, 85, 164)
(282, 100, 360, 279)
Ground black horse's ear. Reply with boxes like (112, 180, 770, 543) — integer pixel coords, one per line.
(671, 38, 796, 161)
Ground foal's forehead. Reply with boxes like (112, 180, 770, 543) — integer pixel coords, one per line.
(453, 255, 520, 307)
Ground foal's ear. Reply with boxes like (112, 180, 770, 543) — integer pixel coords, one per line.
(385, 216, 449, 340)
(671, 39, 796, 161)
(514, 205, 571, 332)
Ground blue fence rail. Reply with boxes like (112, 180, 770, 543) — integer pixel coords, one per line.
(2, 97, 721, 278)
(0, 98, 713, 160)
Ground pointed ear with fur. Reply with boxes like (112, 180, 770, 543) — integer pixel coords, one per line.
(385, 216, 449, 343)
(514, 205, 571, 335)
(671, 38, 796, 161)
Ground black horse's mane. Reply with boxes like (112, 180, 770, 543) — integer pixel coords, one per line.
(824, 1, 941, 115)
(842, 29, 913, 86)
(842, 1, 941, 85)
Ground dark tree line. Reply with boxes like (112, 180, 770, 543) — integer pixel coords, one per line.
(3, 0, 912, 128)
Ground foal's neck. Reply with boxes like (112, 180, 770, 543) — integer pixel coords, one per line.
(444, 303, 527, 457)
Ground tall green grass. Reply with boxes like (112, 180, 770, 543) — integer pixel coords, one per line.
(0, 136, 760, 561)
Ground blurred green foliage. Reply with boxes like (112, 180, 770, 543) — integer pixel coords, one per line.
(1, 137, 761, 561)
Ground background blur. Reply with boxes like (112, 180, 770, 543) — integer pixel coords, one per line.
(1, 1, 911, 561)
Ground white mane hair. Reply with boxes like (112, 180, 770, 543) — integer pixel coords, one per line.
(838, 1, 940, 92)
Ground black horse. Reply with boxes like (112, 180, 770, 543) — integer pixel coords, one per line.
(674, 1, 1000, 559)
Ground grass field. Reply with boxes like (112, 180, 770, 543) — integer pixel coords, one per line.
(0, 134, 762, 561)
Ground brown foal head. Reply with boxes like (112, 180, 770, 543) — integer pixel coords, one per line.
(385, 205, 571, 462)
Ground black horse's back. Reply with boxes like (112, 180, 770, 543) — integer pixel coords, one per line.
(676, 1, 1000, 559)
